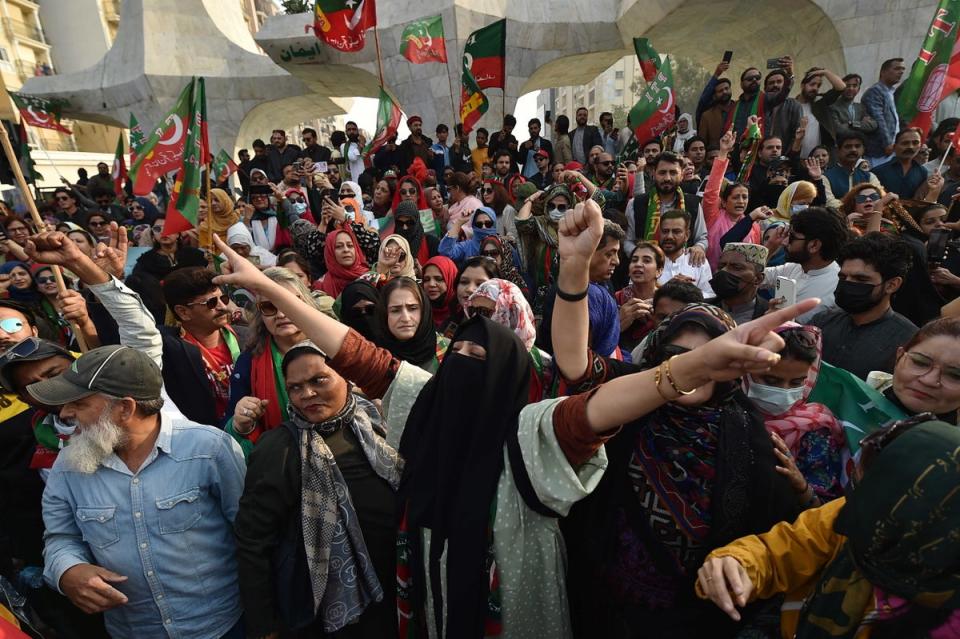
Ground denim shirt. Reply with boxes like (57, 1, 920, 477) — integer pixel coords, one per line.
(42, 413, 246, 639)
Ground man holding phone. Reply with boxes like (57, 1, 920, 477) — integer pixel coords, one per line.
(696, 54, 735, 148)
(727, 56, 795, 139)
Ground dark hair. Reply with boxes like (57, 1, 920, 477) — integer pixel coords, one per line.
(838, 231, 913, 281)
(436, 123, 449, 134)
(630, 241, 666, 270)
(493, 149, 513, 163)
(476, 127, 489, 137)
(554, 115, 570, 135)
(0, 299, 36, 328)
(652, 150, 680, 170)
(161, 267, 219, 318)
(378, 276, 427, 332)
(503, 114, 517, 127)
(53, 187, 74, 200)
(599, 111, 612, 122)
(302, 127, 317, 137)
(760, 135, 782, 148)
(272, 128, 286, 136)
(790, 207, 849, 262)
(642, 138, 663, 151)
(457, 255, 500, 283)
(765, 68, 787, 83)
(660, 208, 691, 229)
(3, 214, 30, 232)
(740, 67, 759, 81)
(683, 135, 705, 153)
(653, 279, 703, 306)
(482, 181, 511, 215)
(598, 220, 626, 250)
(842, 73, 862, 85)
(280, 344, 328, 378)
(880, 57, 904, 73)
(902, 316, 960, 353)
(528, 117, 541, 127)
(447, 171, 476, 193)
(575, 106, 588, 115)
(330, 130, 346, 147)
(715, 77, 731, 88)
(345, 120, 357, 128)
(277, 252, 312, 280)
(837, 130, 867, 147)
(238, 148, 249, 156)
(252, 138, 266, 149)
(721, 181, 750, 202)
(780, 327, 818, 363)
(894, 127, 921, 143)
(90, 187, 115, 201)
(809, 145, 830, 158)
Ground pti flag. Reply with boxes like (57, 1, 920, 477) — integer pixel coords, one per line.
(129, 80, 193, 195)
(363, 86, 403, 157)
(634, 38, 661, 82)
(129, 113, 145, 166)
(313, 0, 377, 52)
(10, 93, 71, 134)
(111, 134, 127, 199)
(629, 56, 677, 143)
(163, 77, 208, 236)
(463, 19, 505, 90)
(212, 149, 238, 183)
(400, 15, 447, 64)
(897, 0, 960, 136)
(460, 60, 489, 134)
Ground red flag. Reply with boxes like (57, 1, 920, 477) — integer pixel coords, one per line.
(914, 36, 960, 135)
(312, 0, 376, 52)
(111, 134, 127, 199)
(130, 81, 193, 195)
(10, 93, 71, 134)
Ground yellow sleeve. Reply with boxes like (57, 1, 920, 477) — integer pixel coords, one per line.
(697, 497, 846, 602)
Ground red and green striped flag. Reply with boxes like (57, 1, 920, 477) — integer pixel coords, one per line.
(363, 86, 403, 157)
(111, 134, 127, 199)
(163, 77, 207, 237)
(464, 19, 505, 90)
(212, 149, 238, 183)
(634, 38, 661, 83)
(312, 0, 377, 52)
(736, 119, 762, 182)
(460, 60, 489, 134)
(400, 15, 447, 64)
(130, 81, 193, 196)
(10, 92, 71, 134)
(129, 113, 144, 166)
(629, 55, 677, 143)
(897, 0, 960, 136)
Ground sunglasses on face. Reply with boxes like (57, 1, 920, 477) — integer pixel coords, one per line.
(289, 196, 305, 203)
(88, 220, 107, 228)
(744, 74, 762, 82)
(474, 220, 495, 229)
(185, 293, 229, 310)
(152, 225, 165, 234)
(257, 300, 281, 317)
(396, 218, 416, 229)
(482, 187, 494, 194)
(481, 249, 501, 258)
(399, 188, 417, 196)
(55, 196, 70, 202)
(0, 317, 25, 334)
(551, 204, 570, 214)
(855, 192, 881, 203)
(36, 276, 56, 285)
(467, 305, 495, 319)
(338, 192, 354, 200)
(128, 204, 143, 211)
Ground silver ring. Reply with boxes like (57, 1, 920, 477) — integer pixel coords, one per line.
(242, 408, 249, 417)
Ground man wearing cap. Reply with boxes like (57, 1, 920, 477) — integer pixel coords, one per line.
(399, 115, 433, 174)
(34, 345, 246, 639)
(530, 148, 553, 190)
(706, 243, 770, 324)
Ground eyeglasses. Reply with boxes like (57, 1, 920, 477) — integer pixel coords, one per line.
(744, 74, 762, 82)
(36, 275, 56, 285)
(536, 155, 548, 161)
(481, 187, 494, 194)
(257, 300, 281, 317)
(859, 411, 935, 471)
(128, 204, 143, 211)
(0, 317, 25, 334)
(788, 232, 807, 242)
(467, 305, 494, 319)
(900, 351, 960, 386)
(184, 293, 229, 310)
(288, 196, 305, 203)
(481, 249, 501, 258)
(88, 220, 107, 228)
(474, 220, 495, 229)
(551, 204, 569, 214)
(855, 192, 881, 203)
(396, 218, 416, 230)
(399, 188, 418, 196)
(338, 192, 354, 200)
(55, 196, 70, 202)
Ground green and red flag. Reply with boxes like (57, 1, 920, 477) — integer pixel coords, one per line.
(163, 77, 207, 237)
(129, 113, 144, 166)
(10, 92, 71, 134)
(629, 55, 677, 144)
(400, 15, 447, 64)
(460, 60, 489, 134)
(111, 134, 127, 199)
(633, 38, 661, 83)
(897, 0, 960, 136)
(14, 120, 40, 183)
(464, 19, 506, 90)
(129, 80, 193, 195)
(363, 86, 403, 157)
(737, 119, 762, 182)
(212, 149, 238, 183)
(312, 0, 377, 52)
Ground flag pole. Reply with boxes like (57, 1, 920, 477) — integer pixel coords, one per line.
(0, 125, 88, 352)
(205, 162, 213, 252)
(373, 27, 386, 88)
(446, 57, 459, 130)
(938, 143, 952, 174)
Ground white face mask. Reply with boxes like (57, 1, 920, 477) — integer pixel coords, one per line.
(746, 379, 805, 416)
(790, 204, 806, 215)
(292, 202, 307, 215)
(547, 206, 567, 221)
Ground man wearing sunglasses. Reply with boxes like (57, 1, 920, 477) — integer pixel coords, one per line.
(823, 131, 882, 203)
(51, 187, 92, 225)
(727, 58, 794, 140)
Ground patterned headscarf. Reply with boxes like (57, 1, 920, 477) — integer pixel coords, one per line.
(722, 242, 769, 269)
(638, 303, 735, 369)
(543, 183, 574, 208)
(466, 279, 537, 351)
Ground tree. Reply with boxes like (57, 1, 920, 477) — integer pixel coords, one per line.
(280, 0, 310, 13)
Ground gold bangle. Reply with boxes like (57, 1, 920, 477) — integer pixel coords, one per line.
(654, 364, 678, 402)
(663, 355, 698, 396)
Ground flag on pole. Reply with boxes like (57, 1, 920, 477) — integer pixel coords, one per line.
(129, 81, 193, 196)
(629, 56, 677, 143)
(312, 0, 377, 52)
(463, 19, 506, 90)
(737, 119, 763, 182)
(460, 60, 489, 134)
(897, 0, 960, 136)
(129, 113, 144, 166)
(111, 134, 127, 199)
(363, 86, 403, 157)
(163, 77, 207, 236)
(212, 149, 238, 183)
(633, 38, 661, 83)
(400, 15, 447, 64)
(10, 92, 71, 134)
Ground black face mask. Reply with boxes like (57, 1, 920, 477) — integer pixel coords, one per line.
(834, 279, 883, 314)
(710, 269, 746, 299)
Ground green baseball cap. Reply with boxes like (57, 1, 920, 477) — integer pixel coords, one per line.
(26, 345, 162, 406)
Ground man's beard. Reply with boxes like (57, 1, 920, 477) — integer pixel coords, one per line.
(787, 245, 810, 264)
(61, 408, 127, 474)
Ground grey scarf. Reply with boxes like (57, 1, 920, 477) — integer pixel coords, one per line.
(290, 392, 403, 632)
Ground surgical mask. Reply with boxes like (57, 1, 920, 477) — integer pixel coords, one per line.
(791, 204, 806, 215)
(709, 270, 745, 300)
(834, 279, 882, 314)
(547, 206, 566, 221)
(746, 379, 805, 415)
(292, 202, 307, 215)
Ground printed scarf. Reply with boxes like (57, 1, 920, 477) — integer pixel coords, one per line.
(644, 188, 685, 241)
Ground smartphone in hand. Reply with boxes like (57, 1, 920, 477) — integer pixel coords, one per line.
(722, 50, 733, 64)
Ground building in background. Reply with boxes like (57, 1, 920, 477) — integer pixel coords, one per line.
(539, 54, 641, 128)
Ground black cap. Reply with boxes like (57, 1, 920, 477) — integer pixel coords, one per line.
(26, 345, 162, 406)
(0, 337, 74, 393)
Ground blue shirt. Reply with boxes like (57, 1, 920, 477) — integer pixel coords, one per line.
(872, 158, 928, 198)
(42, 413, 246, 639)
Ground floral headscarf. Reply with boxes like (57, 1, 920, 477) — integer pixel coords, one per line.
(466, 278, 537, 351)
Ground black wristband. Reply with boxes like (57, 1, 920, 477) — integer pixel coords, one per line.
(556, 286, 589, 302)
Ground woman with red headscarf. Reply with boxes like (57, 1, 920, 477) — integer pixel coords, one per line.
(316, 225, 370, 298)
(422, 255, 458, 329)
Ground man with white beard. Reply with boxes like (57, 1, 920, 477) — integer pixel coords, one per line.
(32, 345, 247, 639)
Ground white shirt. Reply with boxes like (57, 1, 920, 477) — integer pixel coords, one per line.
(342, 141, 365, 182)
(799, 101, 821, 158)
(658, 250, 715, 297)
(762, 261, 840, 322)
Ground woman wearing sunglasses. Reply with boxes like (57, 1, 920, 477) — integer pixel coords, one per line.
(382, 175, 435, 239)
(480, 179, 517, 240)
(438, 206, 504, 267)
(132, 214, 207, 281)
(121, 196, 159, 228)
(226, 267, 327, 456)
(839, 183, 896, 235)
(372, 276, 448, 373)
(697, 416, 960, 639)
(369, 235, 416, 286)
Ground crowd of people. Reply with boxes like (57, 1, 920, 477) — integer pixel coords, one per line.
(1, 50, 960, 639)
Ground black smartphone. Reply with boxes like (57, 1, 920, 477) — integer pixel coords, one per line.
(722, 50, 733, 64)
(766, 57, 784, 69)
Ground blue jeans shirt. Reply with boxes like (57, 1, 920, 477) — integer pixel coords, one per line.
(42, 413, 246, 639)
